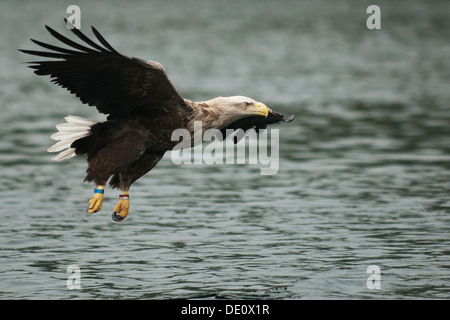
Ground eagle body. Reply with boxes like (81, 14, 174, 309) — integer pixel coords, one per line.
(20, 20, 294, 221)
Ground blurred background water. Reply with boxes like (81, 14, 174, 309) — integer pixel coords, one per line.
(1, 0, 449, 299)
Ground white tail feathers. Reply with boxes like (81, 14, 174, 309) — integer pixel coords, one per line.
(47, 115, 97, 161)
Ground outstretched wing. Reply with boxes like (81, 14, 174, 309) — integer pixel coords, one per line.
(19, 20, 186, 119)
(219, 109, 295, 143)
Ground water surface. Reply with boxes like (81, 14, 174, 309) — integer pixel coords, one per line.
(1, 0, 449, 299)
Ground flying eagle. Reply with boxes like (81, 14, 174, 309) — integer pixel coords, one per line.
(20, 21, 294, 222)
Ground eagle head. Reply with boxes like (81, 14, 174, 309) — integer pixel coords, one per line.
(200, 95, 269, 128)
(211, 96, 269, 117)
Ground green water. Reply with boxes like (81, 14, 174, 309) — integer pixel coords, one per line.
(0, 0, 449, 299)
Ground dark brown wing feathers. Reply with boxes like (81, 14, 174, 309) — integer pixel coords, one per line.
(19, 22, 185, 119)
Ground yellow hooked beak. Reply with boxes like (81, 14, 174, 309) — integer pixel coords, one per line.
(247, 102, 269, 118)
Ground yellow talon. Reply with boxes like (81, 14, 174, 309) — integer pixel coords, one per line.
(112, 191, 130, 222)
(87, 185, 104, 214)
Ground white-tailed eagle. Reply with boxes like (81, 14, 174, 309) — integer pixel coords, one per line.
(20, 20, 294, 222)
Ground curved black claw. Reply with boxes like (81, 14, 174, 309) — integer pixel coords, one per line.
(112, 212, 124, 222)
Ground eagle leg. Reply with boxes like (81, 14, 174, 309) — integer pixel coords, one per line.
(111, 191, 129, 222)
(87, 185, 105, 214)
